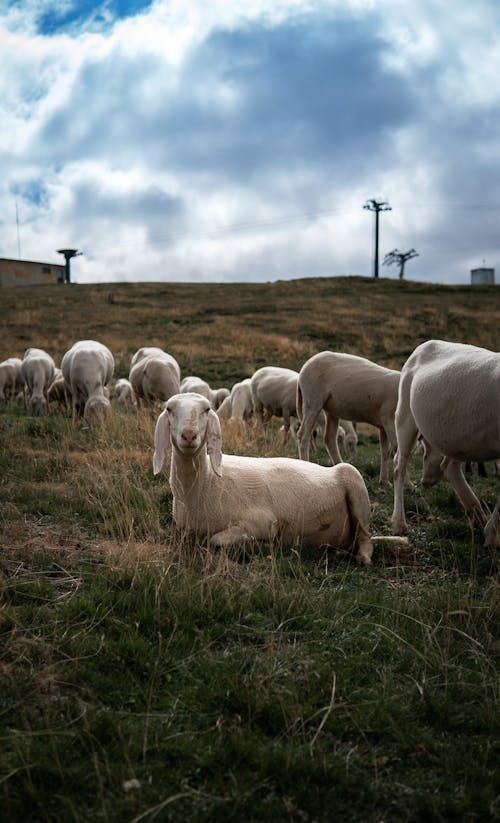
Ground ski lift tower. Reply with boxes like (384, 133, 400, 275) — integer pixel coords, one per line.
(57, 248, 82, 283)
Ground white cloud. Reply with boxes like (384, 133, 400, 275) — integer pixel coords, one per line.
(1, 0, 499, 285)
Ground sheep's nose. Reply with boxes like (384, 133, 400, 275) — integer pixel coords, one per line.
(181, 428, 197, 445)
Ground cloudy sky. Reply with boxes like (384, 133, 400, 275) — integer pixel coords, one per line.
(2, 0, 499, 285)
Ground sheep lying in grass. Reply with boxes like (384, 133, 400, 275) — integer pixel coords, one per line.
(21, 348, 55, 416)
(392, 339, 500, 549)
(0, 357, 23, 405)
(297, 351, 401, 485)
(153, 392, 376, 565)
(129, 347, 180, 411)
(61, 340, 114, 425)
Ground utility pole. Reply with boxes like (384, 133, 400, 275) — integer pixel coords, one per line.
(363, 198, 392, 278)
(57, 248, 82, 283)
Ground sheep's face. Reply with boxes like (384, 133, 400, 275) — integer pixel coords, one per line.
(84, 396, 111, 427)
(29, 395, 48, 416)
(166, 393, 212, 456)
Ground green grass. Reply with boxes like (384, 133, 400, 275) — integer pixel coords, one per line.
(0, 278, 499, 821)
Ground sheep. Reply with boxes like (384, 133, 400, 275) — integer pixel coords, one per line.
(0, 357, 23, 405)
(180, 375, 230, 410)
(297, 351, 401, 485)
(129, 347, 181, 411)
(217, 378, 254, 426)
(48, 373, 71, 414)
(61, 340, 114, 425)
(152, 392, 376, 565)
(114, 377, 136, 406)
(251, 365, 328, 449)
(391, 339, 500, 549)
(21, 348, 55, 416)
(251, 366, 301, 440)
(340, 419, 358, 454)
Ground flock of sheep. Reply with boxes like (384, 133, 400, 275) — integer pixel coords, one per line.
(1, 338, 499, 562)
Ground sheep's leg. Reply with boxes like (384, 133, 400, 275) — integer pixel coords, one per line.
(442, 458, 487, 527)
(324, 414, 343, 465)
(297, 408, 319, 461)
(378, 427, 391, 486)
(421, 440, 444, 486)
(391, 415, 419, 535)
(483, 495, 500, 549)
(384, 416, 413, 489)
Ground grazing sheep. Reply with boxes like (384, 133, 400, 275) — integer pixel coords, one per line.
(153, 392, 375, 565)
(48, 373, 71, 414)
(0, 357, 23, 405)
(114, 377, 136, 406)
(180, 375, 230, 410)
(130, 346, 180, 371)
(251, 366, 301, 440)
(297, 351, 401, 485)
(21, 348, 55, 416)
(61, 340, 114, 425)
(251, 365, 328, 449)
(129, 347, 180, 411)
(217, 378, 254, 426)
(391, 339, 500, 549)
(340, 419, 358, 454)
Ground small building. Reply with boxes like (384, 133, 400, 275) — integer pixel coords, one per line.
(471, 267, 495, 285)
(0, 257, 66, 287)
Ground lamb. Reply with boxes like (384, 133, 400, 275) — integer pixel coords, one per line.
(297, 351, 401, 485)
(152, 392, 375, 565)
(180, 375, 229, 410)
(0, 357, 23, 405)
(129, 347, 180, 410)
(21, 348, 55, 416)
(61, 340, 114, 425)
(114, 377, 136, 406)
(391, 339, 500, 549)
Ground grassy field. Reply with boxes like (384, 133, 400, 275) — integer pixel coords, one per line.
(0, 276, 499, 822)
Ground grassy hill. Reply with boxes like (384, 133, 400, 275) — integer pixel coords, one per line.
(0, 276, 499, 822)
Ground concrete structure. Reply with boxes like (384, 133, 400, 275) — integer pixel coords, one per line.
(471, 267, 495, 285)
(0, 257, 66, 287)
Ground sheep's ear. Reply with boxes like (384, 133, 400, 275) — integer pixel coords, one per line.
(206, 409, 223, 477)
(153, 409, 171, 475)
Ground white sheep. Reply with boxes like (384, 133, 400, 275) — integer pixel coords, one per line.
(391, 339, 500, 549)
(21, 348, 55, 416)
(152, 392, 375, 565)
(61, 340, 114, 425)
(180, 375, 230, 410)
(114, 377, 136, 406)
(250, 365, 329, 451)
(251, 366, 302, 441)
(217, 378, 254, 426)
(0, 357, 23, 405)
(297, 351, 401, 485)
(48, 373, 71, 414)
(129, 347, 180, 410)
